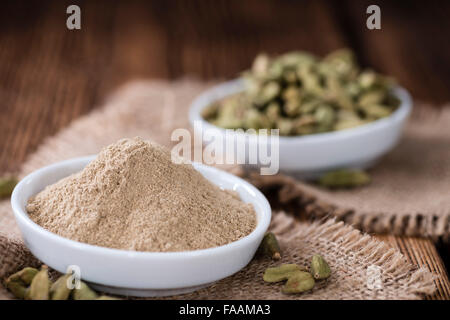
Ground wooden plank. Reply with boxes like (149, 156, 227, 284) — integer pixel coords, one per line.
(0, 0, 170, 173)
(335, 0, 450, 104)
(149, 0, 349, 79)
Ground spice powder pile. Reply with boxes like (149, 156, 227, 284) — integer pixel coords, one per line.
(27, 137, 256, 252)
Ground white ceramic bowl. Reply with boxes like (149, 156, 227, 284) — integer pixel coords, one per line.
(189, 78, 412, 178)
(11, 156, 271, 297)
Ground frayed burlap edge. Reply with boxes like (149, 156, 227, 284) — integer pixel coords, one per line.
(246, 168, 450, 242)
(270, 215, 436, 300)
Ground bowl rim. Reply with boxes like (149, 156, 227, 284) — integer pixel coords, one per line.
(11, 156, 271, 259)
(189, 78, 412, 143)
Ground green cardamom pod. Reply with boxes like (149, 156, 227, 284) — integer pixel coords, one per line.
(358, 71, 377, 89)
(6, 267, 38, 286)
(265, 102, 280, 123)
(359, 104, 392, 119)
(283, 100, 301, 117)
(318, 169, 370, 189)
(18, 267, 39, 285)
(263, 264, 306, 283)
(314, 104, 335, 131)
(257, 232, 281, 260)
(251, 53, 270, 77)
(281, 271, 315, 294)
(201, 104, 219, 120)
(96, 295, 121, 300)
(276, 118, 294, 136)
(0, 177, 18, 198)
(283, 70, 298, 84)
(259, 81, 280, 105)
(72, 281, 98, 300)
(358, 90, 385, 107)
(4, 277, 27, 299)
(243, 109, 264, 130)
(5, 267, 39, 299)
(310, 254, 331, 280)
(50, 274, 72, 300)
(26, 265, 50, 300)
(334, 118, 367, 131)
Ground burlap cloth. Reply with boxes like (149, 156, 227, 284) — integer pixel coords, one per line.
(1, 79, 444, 299)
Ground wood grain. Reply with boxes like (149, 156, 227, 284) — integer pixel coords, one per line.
(0, 0, 448, 299)
(375, 235, 450, 300)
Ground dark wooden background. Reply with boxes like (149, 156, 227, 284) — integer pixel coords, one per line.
(1, 0, 449, 299)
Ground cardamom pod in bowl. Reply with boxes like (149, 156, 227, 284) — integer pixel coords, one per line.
(189, 50, 412, 177)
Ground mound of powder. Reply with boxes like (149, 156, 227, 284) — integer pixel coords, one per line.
(27, 137, 256, 252)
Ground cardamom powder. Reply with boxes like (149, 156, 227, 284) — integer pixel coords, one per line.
(27, 137, 256, 252)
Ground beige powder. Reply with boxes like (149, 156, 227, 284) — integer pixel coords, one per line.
(27, 137, 256, 252)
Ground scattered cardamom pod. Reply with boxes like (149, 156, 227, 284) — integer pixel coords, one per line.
(310, 254, 331, 280)
(26, 265, 50, 300)
(72, 281, 98, 300)
(7, 267, 38, 285)
(318, 169, 370, 189)
(4, 277, 28, 299)
(5, 267, 39, 298)
(4, 265, 120, 300)
(18, 267, 39, 285)
(257, 232, 281, 260)
(0, 177, 18, 198)
(203, 49, 400, 136)
(263, 264, 306, 283)
(50, 274, 72, 300)
(281, 271, 315, 294)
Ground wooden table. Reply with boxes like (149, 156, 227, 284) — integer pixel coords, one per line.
(0, 0, 449, 299)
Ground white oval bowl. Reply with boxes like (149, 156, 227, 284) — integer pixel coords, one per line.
(189, 78, 412, 177)
(11, 156, 271, 297)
